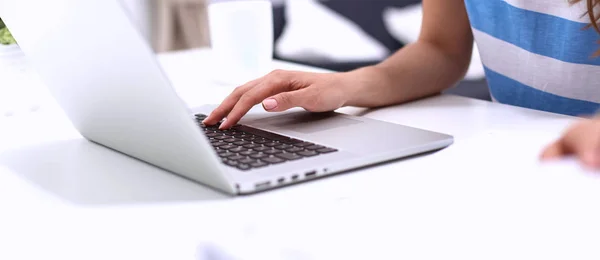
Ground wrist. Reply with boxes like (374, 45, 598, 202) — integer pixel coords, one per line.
(342, 65, 391, 107)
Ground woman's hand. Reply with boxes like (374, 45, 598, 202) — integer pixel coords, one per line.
(202, 68, 379, 129)
(541, 117, 600, 169)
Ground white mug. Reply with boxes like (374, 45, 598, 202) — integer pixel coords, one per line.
(208, 0, 274, 86)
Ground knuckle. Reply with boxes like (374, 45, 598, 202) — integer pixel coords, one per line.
(267, 77, 285, 87)
(268, 69, 288, 81)
(269, 69, 285, 77)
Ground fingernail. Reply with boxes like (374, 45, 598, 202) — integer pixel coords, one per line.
(262, 99, 278, 111)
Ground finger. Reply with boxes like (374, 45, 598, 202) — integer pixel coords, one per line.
(540, 140, 566, 160)
(576, 140, 600, 169)
(581, 151, 600, 169)
(203, 79, 261, 125)
(262, 88, 314, 112)
(219, 71, 312, 129)
(561, 126, 600, 168)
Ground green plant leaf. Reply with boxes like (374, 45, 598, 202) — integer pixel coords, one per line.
(0, 27, 17, 45)
(0, 18, 5, 29)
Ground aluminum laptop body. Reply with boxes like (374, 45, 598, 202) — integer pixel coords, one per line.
(0, 0, 453, 195)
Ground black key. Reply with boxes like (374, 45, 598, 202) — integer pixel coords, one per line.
(206, 132, 221, 138)
(218, 151, 235, 158)
(306, 145, 325, 150)
(251, 161, 268, 168)
(237, 164, 251, 171)
(275, 144, 294, 150)
(289, 139, 304, 144)
(317, 148, 338, 154)
(264, 149, 283, 155)
(243, 143, 260, 149)
(254, 146, 271, 152)
(224, 138, 237, 143)
(286, 147, 304, 153)
(233, 125, 292, 142)
(239, 158, 256, 164)
(220, 144, 236, 150)
(253, 139, 268, 144)
(195, 114, 207, 120)
(225, 160, 239, 166)
(229, 155, 246, 161)
(298, 150, 318, 157)
(223, 133, 237, 138)
(264, 142, 279, 147)
(262, 156, 285, 164)
(295, 142, 314, 148)
(215, 136, 229, 140)
(229, 147, 247, 153)
(212, 142, 228, 147)
(276, 153, 303, 161)
(233, 141, 250, 146)
(279, 139, 299, 144)
(240, 150, 257, 156)
(237, 134, 250, 139)
(250, 153, 268, 159)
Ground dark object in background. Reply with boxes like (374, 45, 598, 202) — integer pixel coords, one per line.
(271, 0, 491, 101)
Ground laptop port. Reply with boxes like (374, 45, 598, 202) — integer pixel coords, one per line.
(291, 175, 299, 181)
(277, 178, 285, 184)
(255, 181, 271, 190)
(305, 170, 317, 178)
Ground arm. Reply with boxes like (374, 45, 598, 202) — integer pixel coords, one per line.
(204, 0, 475, 128)
(345, 0, 474, 107)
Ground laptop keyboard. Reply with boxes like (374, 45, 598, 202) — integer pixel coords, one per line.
(195, 114, 338, 171)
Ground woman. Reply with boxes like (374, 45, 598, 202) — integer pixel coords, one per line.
(204, 0, 600, 168)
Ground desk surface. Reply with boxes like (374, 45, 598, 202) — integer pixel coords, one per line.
(1, 48, 597, 260)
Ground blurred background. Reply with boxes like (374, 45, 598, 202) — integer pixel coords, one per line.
(123, 0, 490, 100)
(0, 0, 489, 117)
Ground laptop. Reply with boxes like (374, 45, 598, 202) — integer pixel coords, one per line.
(0, 0, 453, 195)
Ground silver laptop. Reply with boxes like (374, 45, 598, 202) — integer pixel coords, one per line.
(0, 0, 453, 195)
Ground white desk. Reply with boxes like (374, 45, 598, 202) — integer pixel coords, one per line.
(1, 48, 598, 260)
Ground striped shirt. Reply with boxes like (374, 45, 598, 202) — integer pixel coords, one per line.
(464, 0, 600, 116)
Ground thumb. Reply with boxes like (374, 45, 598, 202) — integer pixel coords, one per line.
(262, 88, 312, 112)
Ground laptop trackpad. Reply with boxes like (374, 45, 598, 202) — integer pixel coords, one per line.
(253, 112, 362, 134)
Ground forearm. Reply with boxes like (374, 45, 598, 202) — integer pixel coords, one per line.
(344, 41, 471, 108)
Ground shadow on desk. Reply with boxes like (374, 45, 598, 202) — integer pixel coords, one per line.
(0, 139, 229, 206)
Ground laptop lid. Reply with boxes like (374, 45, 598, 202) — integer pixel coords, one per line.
(0, 0, 236, 193)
